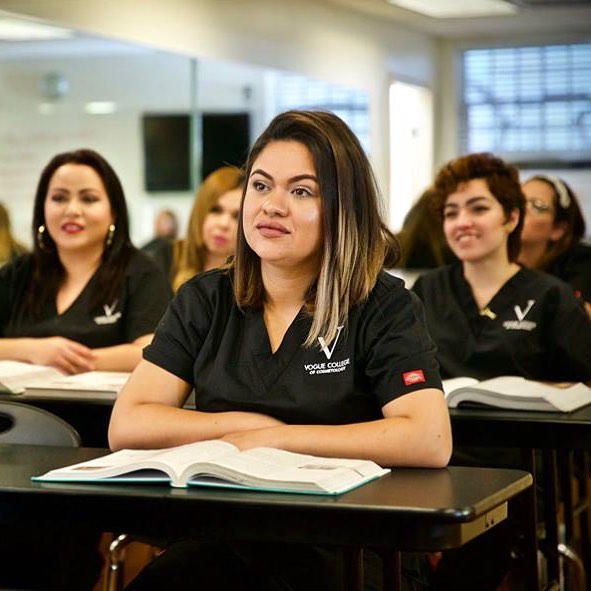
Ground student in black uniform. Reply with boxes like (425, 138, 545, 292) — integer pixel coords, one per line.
(0, 148, 172, 373)
(109, 110, 452, 591)
(412, 153, 591, 383)
(0, 149, 172, 591)
(520, 174, 591, 316)
(412, 153, 591, 590)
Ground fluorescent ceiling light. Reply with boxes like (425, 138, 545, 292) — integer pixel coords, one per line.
(387, 0, 517, 18)
(0, 17, 71, 40)
(84, 101, 117, 115)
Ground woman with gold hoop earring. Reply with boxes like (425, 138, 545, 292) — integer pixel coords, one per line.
(0, 148, 172, 375)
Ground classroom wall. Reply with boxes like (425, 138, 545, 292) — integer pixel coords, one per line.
(0, 0, 439, 233)
(0, 50, 268, 246)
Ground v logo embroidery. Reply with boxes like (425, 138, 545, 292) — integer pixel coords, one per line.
(103, 300, 118, 317)
(317, 325, 344, 360)
(514, 300, 535, 322)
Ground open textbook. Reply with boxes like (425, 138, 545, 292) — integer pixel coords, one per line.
(24, 371, 130, 400)
(33, 439, 390, 495)
(0, 360, 63, 394)
(442, 376, 591, 412)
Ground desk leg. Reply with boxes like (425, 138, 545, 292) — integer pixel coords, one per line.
(343, 548, 364, 591)
(381, 550, 401, 591)
(542, 449, 560, 585)
(576, 450, 591, 586)
(521, 448, 540, 591)
(558, 450, 575, 545)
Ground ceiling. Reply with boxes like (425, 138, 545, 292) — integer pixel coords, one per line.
(321, 0, 591, 38)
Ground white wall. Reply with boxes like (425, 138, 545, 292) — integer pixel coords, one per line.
(0, 51, 268, 246)
(0, 0, 439, 228)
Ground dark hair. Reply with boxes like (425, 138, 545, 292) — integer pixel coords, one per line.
(523, 174, 586, 270)
(395, 187, 456, 268)
(233, 109, 399, 346)
(432, 152, 525, 262)
(25, 148, 134, 317)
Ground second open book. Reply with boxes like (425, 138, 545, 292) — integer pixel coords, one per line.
(442, 376, 591, 412)
(33, 440, 390, 495)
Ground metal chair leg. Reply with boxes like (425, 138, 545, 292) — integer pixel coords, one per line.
(105, 534, 132, 591)
(558, 543, 586, 591)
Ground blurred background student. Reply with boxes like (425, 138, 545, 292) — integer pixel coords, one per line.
(140, 208, 179, 270)
(519, 174, 591, 315)
(0, 148, 172, 374)
(0, 201, 27, 267)
(170, 165, 244, 291)
(395, 187, 456, 270)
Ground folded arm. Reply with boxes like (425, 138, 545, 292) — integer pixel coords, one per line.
(221, 388, 452, 468)
(92, 334, 154, 372)
(109, 359, 452, 467)
(108, 359, 285, 451)
(0, 337, 95, 374)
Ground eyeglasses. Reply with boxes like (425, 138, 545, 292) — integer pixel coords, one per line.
(526, 198, 554, 215)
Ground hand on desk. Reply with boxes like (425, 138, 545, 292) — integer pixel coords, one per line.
(23, 336, 96, 374)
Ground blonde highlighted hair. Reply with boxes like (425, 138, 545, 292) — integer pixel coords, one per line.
(172, 166, 245, 291)
(232, 110, 399, 348)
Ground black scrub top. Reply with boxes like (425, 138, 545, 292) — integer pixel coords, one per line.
(144, 269, 442, 426)
(0, 251, 173, 348)
(548, 242, 591, 303)
(412, 263, 591, 382)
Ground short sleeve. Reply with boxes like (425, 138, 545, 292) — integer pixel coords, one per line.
(360, 282, 443, 408)
(121, 253, 173, 342)
(143, 278, 214, 386)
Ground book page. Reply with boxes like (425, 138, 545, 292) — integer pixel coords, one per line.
(26, 371, 130, 393)
(0, 360, 63, 393)
(36, 440, 239, 482)
(185, 447, 388, 492)
(442, 377, 479, 397)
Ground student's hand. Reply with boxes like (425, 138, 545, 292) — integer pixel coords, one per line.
(24, 337, 96, 374)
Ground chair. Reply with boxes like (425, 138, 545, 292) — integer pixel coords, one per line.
(0, 400, 82, 591)
(0, 400, 81, 447)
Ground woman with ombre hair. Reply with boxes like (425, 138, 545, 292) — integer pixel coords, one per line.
(110, 110, 450, 590)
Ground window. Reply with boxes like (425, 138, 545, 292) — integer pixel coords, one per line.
(461, 43, 591, 166)
(270, 72, 370, 153)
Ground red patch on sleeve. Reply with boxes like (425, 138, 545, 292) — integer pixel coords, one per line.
(403, 369, 425, 386)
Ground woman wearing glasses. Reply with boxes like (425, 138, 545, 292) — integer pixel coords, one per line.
(520, 174, 591, 315)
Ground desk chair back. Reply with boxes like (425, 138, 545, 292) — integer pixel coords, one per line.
(0, 400, 81, 447)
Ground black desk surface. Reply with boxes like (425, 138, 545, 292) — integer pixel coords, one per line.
(0, 445, 531, 552)
(449, 405, 591, 450)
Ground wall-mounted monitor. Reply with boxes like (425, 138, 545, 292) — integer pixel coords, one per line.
(142, 114, 191, 192)
(201, 112, 250, 179)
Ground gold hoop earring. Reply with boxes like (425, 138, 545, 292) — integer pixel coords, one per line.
(36, 225, 46, 251)
(106, 224, 115, 247)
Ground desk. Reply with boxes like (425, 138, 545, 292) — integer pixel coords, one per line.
(0, 445, 532, 591)
(450, 406, 591, 589)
